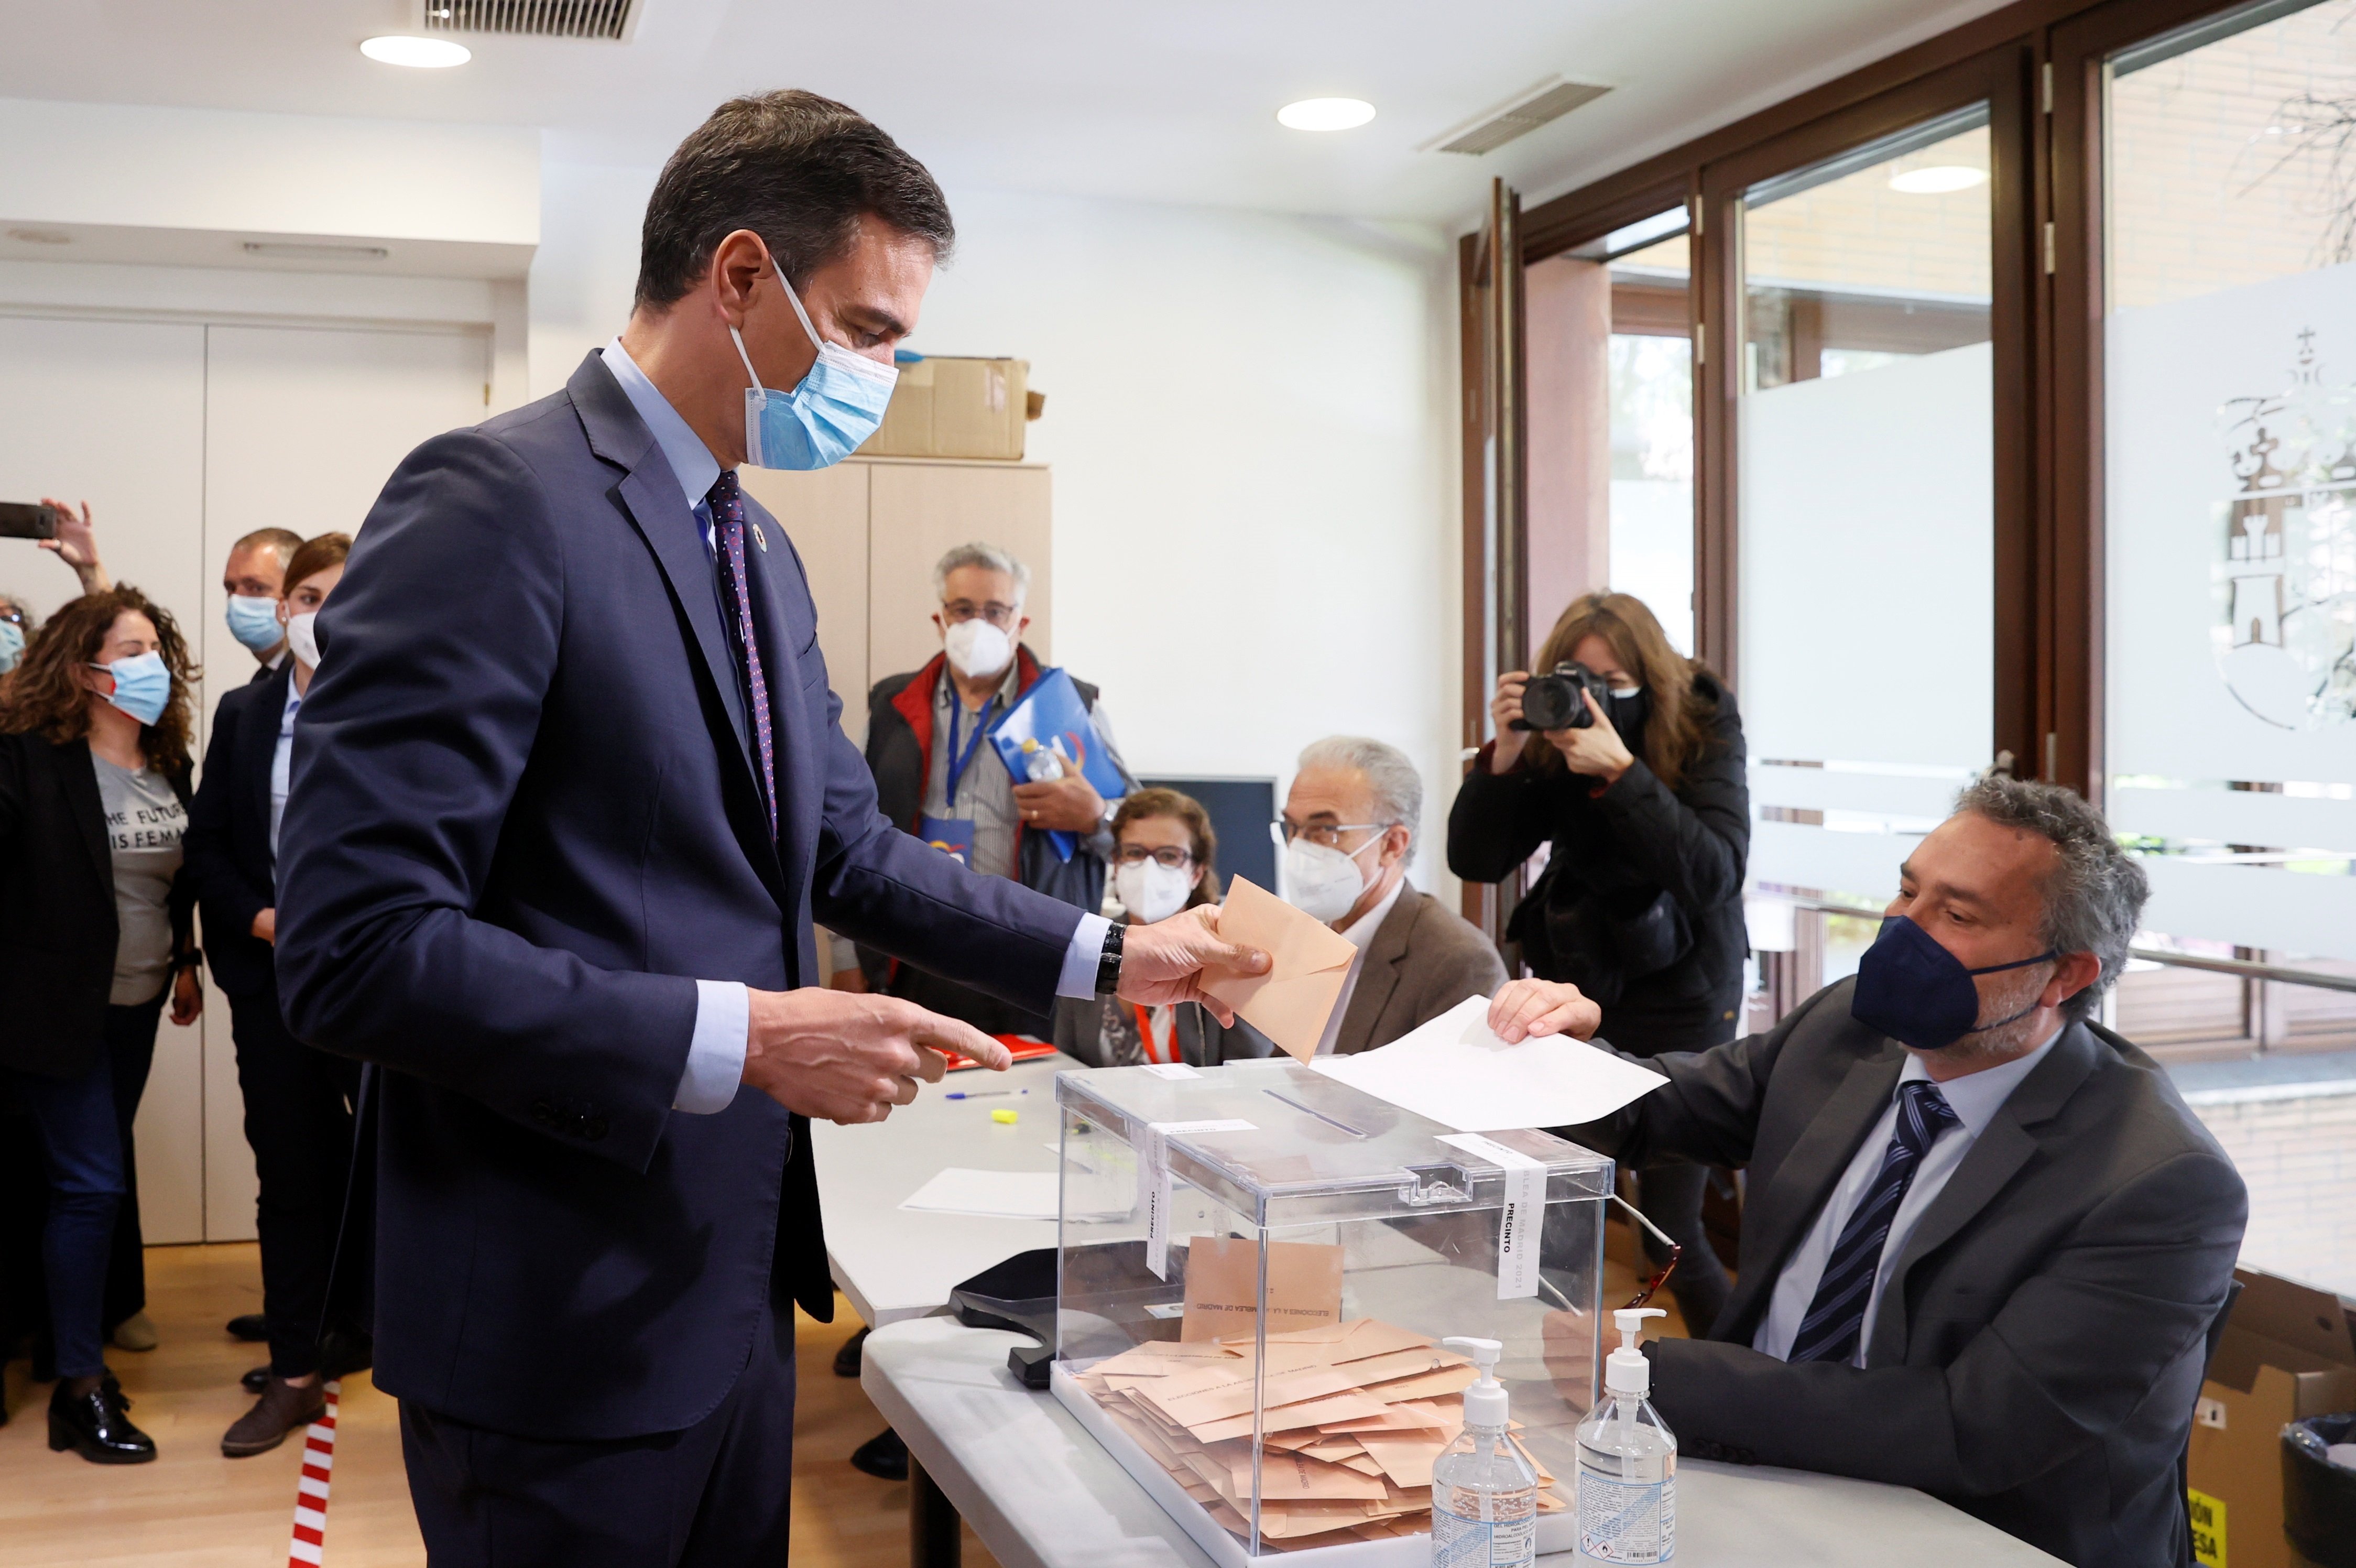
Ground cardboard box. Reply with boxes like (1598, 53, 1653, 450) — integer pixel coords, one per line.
(2187, 1267, 2356, 1568)
(858, 356, 1033, 461)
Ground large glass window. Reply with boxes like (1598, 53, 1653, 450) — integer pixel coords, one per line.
(2103, 0, 2356, 1294)
(2104, 0, 2356, 1015)
(1525, 210, 1695, 656)
(1737, 108, 1997, 978)
(1609, 222, 1696, 654)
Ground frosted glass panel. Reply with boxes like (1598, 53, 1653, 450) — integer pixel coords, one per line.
(2106, 0, 2356, 963)
(1737, 107, 1993, 902)
(1741, 342, 1993, 772)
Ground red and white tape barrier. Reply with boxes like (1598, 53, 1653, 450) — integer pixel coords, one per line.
(287, 1378, 342, 1567)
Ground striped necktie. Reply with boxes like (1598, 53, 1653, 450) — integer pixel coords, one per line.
(1787, 1078, 1961, 1365)
(705, 470, 776, 839)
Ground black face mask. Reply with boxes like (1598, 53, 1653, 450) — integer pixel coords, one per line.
(1850, 916, 2058, 1050)
(1606, 687, 1650, 749)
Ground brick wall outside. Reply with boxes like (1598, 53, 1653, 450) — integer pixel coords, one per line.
(2186, 1085, 2356, 1297)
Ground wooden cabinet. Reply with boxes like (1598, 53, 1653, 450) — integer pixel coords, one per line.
(738, 456, 1052, 744)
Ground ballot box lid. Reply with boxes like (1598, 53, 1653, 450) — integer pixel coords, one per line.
(1055, 1059, 1611, 1228)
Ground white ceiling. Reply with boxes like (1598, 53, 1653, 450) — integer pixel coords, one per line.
(0, 0, 2016, 228)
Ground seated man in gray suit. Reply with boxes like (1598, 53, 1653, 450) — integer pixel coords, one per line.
(1254, 735, 1506, 1055)
(1487, 775, 2245, 1568)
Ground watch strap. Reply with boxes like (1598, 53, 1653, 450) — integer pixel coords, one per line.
(1094, 921, 1125, 996)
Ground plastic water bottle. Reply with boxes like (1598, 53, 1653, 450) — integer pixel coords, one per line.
(1020, 737, 1065, 781)
(1576, 1308, 1677, 1562)
(1431, 1336, 1538, 1568)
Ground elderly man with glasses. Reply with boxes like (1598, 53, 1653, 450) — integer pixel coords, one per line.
(1247, 735, 1506, 1057)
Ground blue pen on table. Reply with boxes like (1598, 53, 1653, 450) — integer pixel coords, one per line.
(946, 1089, 1029, 1101)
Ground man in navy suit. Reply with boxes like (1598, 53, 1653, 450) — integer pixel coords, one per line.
(274, 90, 1263, 1567)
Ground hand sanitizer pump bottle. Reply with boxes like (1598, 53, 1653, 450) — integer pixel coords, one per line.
(1576, 1308, 1677, 1563)
(1432, 1336, 1539, 1568)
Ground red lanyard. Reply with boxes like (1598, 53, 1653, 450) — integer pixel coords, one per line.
(1131, 1004, 1176, 1066)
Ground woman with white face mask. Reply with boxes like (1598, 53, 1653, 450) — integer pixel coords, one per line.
(183, 531, 370, 1459)
(1053, 789, 1249, 1069)
(0, 586, 204, 1464)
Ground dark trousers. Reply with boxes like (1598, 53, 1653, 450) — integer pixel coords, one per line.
(229, 987, 361, 1378)
(101, 993, 161, 1336)
(8, 990, 164, 1379)
(401, 1305, 797, 1567)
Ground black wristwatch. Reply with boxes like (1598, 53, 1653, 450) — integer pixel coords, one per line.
(1094, 922, 1125, 996)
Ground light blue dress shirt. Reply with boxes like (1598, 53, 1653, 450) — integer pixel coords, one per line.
(269, 678, 302, 858)
(1752, 1027, 2060, 1365)
(599, 340, 1109, 1115)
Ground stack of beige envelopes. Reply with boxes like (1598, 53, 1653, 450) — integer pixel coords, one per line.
(1071, 1319, 1563, 1550)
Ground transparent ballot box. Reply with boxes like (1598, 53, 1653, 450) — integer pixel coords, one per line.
(1051, 1060, 1613, 1566)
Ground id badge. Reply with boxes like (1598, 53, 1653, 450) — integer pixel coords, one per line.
(919, 814, 976, 866)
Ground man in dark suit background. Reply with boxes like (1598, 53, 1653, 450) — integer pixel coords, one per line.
(1487, 775, 2246, 1568)
(274, 91, 1262, 1567)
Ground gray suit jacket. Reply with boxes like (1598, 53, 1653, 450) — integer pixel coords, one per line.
(1215, 887, 1508, 1059)
(1330, 888, 1508, 1054)
(1567, 977, 2246, 1568)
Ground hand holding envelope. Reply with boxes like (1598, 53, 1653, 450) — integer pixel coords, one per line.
(1197, 876, 1358, 1061)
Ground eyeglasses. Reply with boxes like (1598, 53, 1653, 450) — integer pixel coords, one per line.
(1115, 844, 1195, 870)
(1271, 819, 1384, 852)
(1612, 1193, 1683, 1310)
(941, 600, 1021, 630)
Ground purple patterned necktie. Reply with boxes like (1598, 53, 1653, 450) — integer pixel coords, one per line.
(705, 470, 776, 839)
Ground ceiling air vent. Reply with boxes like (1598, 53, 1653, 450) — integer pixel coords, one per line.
(1426, 77, 1612, 156)
(422, 0, 639, 41)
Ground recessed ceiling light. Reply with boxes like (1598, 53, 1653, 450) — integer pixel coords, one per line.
(1278, 98, 1376, 133)
(1888, 166, 1987, 194)
(360, 35, 471, 68)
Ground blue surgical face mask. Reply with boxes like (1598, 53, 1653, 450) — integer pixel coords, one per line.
(90, 650, 171, 727)
(1850, 914, 2058, 1050)
(0, 619, 23, 673)
(225, 594, 282, 654)
(730, 270, 899, 470)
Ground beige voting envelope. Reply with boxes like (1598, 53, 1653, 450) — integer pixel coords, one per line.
(1198, 877, 1357, 1061)
(1181, 1235, 1345, 1342)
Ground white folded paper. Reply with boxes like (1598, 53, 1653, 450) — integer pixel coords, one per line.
(1307, 995, 1667, 1133)
(897, 1167, 1061, 1221)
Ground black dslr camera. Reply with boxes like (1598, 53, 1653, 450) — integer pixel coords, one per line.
(1512, 661, 1611, 731)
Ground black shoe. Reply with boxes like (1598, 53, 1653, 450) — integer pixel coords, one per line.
(850, 1427, 908, 1481)
(242, 1365, 268, 1393)
(226, 1314, 269, 1343)
(834, 1325, 870, 1379)
(47, 1378, 156, 1464)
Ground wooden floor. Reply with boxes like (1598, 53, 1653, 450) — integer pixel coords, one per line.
(0, 1234, 1686, 1567)
(0, 1244, 995, 1568)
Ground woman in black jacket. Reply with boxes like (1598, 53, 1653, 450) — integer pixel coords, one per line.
(1448, 590, 1747, 1332)
(0, 586, 203, 1463)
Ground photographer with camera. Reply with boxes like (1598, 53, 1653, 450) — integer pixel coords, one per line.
(1447, 590, 1748, 1331)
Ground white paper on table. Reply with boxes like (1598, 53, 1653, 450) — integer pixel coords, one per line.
(897, 1167, 1060, 1221)
(1307, 995, 1667, 1133)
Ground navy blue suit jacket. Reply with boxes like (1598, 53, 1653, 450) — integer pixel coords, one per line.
(184, 660, 291, 1001)
(274, 352, 1084, 1441)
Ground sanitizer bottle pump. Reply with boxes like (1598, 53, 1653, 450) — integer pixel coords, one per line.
(1575, 1308, 1677, 1563)
(1431, 1336, 1539, 1568)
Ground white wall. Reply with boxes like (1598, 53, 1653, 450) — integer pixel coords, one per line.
(529, 171, 1464, 897)
(0, 96, 537, 248)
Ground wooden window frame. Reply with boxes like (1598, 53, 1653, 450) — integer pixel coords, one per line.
(1469, 0, 2311, 805)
